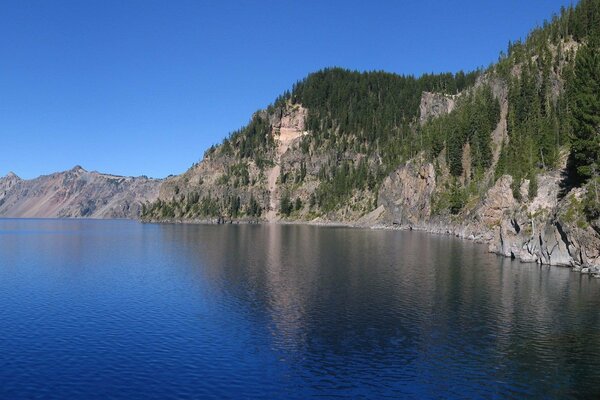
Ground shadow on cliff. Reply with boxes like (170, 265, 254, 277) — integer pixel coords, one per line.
(558, 153, 585, 200)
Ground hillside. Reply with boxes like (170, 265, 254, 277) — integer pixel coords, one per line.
(142, 0, 600, 270)
(0, 166, 160, 219)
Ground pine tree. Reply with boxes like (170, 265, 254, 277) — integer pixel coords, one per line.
(280, 193, 292, 216)
(569, 40, 600, 181)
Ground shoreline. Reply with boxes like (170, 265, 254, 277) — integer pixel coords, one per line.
(141, 216, 600, 277)
(4, 215, 597, 276)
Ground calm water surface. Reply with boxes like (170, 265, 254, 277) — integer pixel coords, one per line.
(1, 219, 599, 399)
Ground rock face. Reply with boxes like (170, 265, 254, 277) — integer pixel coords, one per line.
(0, 167, 161, 218)
(486, 184, 600, 270)
(477, 175, 517, 228)
(0, 172, 22, 202)
(377, 157, 436, 225)
(376, 156, 600, 271)
(419, 92, 458, 125)
(265, 105, 309, 221)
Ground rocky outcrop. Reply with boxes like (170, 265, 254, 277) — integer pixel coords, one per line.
(488, 188, 600, 270)
(376, 159, 600, 272)
(478, 172, 588, 267)
(0, 172, 22, 203)
(377, 157, 436, 225)
(477, 175, 517, 228)
(0, 167, 161, 219)
(265, 105, 309, 221)
(419, 92, 458, 125)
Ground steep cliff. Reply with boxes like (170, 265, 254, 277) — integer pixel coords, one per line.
(419, 92, 458, 125)
(0, 167, 160, 219)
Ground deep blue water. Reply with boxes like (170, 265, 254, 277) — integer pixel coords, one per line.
(1, 219, 599, 399)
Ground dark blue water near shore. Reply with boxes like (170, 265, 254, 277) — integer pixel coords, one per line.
(1, 219, 599, 399)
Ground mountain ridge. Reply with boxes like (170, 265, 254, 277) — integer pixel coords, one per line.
(0, 166, 161, 219)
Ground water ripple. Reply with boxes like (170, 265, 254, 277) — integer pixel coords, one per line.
(0, 220, 599, 399)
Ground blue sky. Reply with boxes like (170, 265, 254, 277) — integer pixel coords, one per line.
(1, 0, 574, 179)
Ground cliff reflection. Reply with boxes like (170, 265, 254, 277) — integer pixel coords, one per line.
(155, 223, 600, 397)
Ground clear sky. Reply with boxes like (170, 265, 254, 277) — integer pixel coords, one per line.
(1, 0, 575, 179)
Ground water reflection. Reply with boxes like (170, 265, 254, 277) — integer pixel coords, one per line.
(1, 219, 600, 399)
(155, 223, 600, 399)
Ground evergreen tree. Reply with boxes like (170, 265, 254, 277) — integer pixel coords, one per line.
(569, 40, 600, 181)
(280, 193, 292, 216)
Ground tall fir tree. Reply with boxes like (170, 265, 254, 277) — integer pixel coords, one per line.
(569, 39, 600, 181)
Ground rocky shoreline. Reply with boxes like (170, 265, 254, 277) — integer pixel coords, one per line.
(143, 207, 600, 278)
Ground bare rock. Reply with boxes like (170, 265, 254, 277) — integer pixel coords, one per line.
(419, 92, 458, 125)
(377, 157, 436, 225)
(0, 167, 161, 219)
(477, 175, 517, 227)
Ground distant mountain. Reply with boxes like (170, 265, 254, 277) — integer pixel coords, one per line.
(0, 166, 160, 219)
(142, 0, 600, 270)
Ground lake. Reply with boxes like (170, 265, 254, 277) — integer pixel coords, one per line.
(1, 219, 599, 399)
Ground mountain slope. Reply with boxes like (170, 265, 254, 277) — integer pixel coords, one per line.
(143, 0, 600, 270)
(144, 70, 480, 222)
(0, 167, 161, 219)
